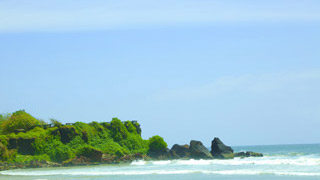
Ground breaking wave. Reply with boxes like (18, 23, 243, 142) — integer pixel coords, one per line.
(131, 155, 320, 166)
(1, 169, 320, 177)
(1, 155, 320, 177)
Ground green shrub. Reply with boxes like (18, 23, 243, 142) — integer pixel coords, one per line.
(124, 121, 136, 133)
(110, 118, 129, 142)
(7, 127, 47, 139)
(1, 110, 40, 134)
(0, 135, 8, 146)
(67, 136, 86, 150)
(0, 113, 11, 133)
(14, 154, 50, 163)
(89, 131, 128, 155)
(148, 135, 167, 152)
(73, 122, 97, 142)
(100, 122, 111, 129)
(50, 145, 74, 162)
(34, 137, 74, 162)
(120, 134, 148, 153)
(50, 119, 62, 128)
(0, 142, 16, 161)
(89, 121, 104, 132)
(76, 144, 96, 156)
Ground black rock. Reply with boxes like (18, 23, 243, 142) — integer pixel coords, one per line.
(235, 151, 263, 158)
(234, 152, 246, 157)
(189, 140, 213, 159)
(170, 144, 190, 159)
(148, 148, 171, 160)
(8, 137, 35, 155)
(211, 137, 234, 159)
(84, 148, 103, 162)
(246, 151, 263, 157)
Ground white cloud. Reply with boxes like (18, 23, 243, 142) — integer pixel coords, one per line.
(151, 69, 320, 101)
(0, 0, 320, 33)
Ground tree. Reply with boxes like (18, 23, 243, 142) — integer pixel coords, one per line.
(148, 135, 167, 152)
(0, 113, 11, 134)
(1, 110, 40, 134)
(50, 118, 62, 128)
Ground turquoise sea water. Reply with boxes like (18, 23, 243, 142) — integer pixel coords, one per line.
(1, 144, 320, 180)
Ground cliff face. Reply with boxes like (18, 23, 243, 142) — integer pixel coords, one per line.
(8, 137, 36, 155)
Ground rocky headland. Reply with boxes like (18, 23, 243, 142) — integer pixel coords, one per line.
(0, 110, 263, 171)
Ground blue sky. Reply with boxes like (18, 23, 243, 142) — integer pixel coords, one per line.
(0, 0, 320, 146)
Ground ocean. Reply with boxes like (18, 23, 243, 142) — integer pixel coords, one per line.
(1, 144, 319, 180)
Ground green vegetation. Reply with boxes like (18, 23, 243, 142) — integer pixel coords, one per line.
(1, 110, 40, 134)
(50, 119, 62, 128)
(0, 110, 167, 164)
(0, 142, 16, 161)
(148, 135, 168, 151)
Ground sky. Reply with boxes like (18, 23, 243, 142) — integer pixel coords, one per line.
(0, 0, 320, 146)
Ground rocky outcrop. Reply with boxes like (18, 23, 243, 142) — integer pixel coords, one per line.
(78, 147, 103, 162)
(119, 153, 145, 163)
(8, 137, 36, 155)
(7, 138, 18, 149)
(59, 126, 79, 144)
(147, 148, 171, 160)
(170, 144, 190, 159)
(189, 140, 213, 159)
(235, 151, 263, 158)
(63, 156, 91, 166)
(211, 137, 234, 159)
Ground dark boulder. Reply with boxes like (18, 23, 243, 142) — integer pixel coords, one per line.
(234, 152, 246, 157)
(78, 147, 103, 162)
(246, 151, 263, 157)
(235, 151, 263, 158)
(211, 137, 234, 159)
(170, 144, 190, 159)
(87, 148, 103, 162)
(148, 148, 171, 160)
(189, 140, 213, 159)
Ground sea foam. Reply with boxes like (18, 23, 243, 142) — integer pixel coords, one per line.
(1, 169, 320, 177)
(131, 155, 320, 166)
(1, 154, 320, 177)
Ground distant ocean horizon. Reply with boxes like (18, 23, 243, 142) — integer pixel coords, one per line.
(1, 143, 320, 180)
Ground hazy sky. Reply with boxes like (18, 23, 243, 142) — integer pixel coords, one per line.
(0, 0, 320, 146)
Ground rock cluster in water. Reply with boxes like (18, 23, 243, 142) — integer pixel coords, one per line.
(148, 137, 263, 160)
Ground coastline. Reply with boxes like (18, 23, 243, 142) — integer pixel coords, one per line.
(0, 111, 262, 171)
